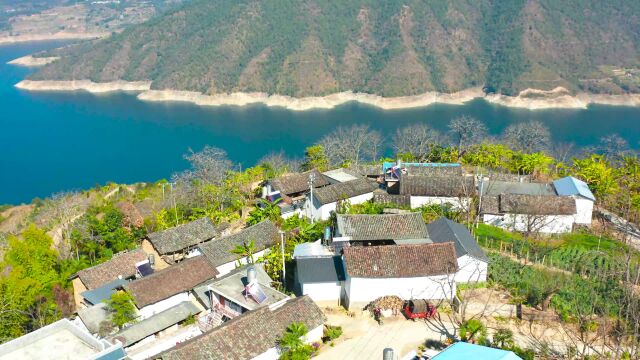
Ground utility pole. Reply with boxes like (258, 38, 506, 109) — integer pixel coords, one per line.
(308, 173, 316, 223)
(280, 231, 286, 287)
(170, 182, 178, 226)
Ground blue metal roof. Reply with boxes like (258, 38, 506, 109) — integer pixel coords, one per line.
(432, 342, 522, 360)
(553, 176, 596, 201)
(81, 278, 128, 305)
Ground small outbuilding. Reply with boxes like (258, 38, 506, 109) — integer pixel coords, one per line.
(432, 342, 522, 360)
(308, 178, 379, 221)
(295, 255, 346, 306)
(427, 217, 489, 283)
(553, 176, 596, 225)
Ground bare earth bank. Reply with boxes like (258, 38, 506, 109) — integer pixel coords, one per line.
(0, 32, 106, 45)
(8, 55, 60, 67)
(13, 80, 640, 111)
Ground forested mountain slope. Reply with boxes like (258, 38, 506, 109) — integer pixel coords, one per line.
(30, 0, 640, 97)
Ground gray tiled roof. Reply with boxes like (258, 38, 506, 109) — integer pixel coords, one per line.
(77, 248, 148, 290)
(159, 296, 325, 360)
(400, 176, 475, 197)
(296, 256, 346, 283)
(427, 217, 488, 262)
(112, 301, 200, 346)
(77, 302, 110, 334)
(372, 189, 411, 207)
(480, 194, 576, 215)
(404, 165, 463, 177)
(269, 169, 329, 196)
(125, 256, 218, 308)
(313, 178, 378, 205)
(480, 180, 556, 197)
(198, 220, 280, 267)
(343, 243, 458, 278)
(148, 217, 228, 255)
(335, 213, 430, 241)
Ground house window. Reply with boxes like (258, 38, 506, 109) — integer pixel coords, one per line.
(226, 300, 243, 314)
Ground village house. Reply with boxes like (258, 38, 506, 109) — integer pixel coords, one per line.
(321, 168, 362, 184)
(398, 175, 475, 209)
(157, 296, 325, 360)
(123, 256, 216, 320)
(480, 180, 579, 233)
(111, 301, 202, 360)
(71, 248, 150, 308)
(552, 176, 596, 225)
(144, 217, 230, 265)
(198, 220, 280, 276)
(293, 242, 346, 306)
(262, 169, 330, 218)
(0, 318, 126, 360)
(333, 212, 431, 247)
(308, 178, 379, 221)
(342, 243, 458, 310)
(427, 217, 489, 283)
(193, 265, 289, 330)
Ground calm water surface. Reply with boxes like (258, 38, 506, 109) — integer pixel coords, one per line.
(1, 41, 640, 204)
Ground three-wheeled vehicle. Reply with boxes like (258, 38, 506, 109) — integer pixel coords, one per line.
(403, 299, 437, 320)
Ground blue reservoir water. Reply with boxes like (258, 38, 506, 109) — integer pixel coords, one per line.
(1, 41, 639, 204)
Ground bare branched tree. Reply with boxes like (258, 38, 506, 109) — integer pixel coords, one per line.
(182, 146, 233, 186)
(448, 116, 488, 154)
(393, 123, 442, 161)
(259, 151, 300, 177)
(599, 134, 630, 164)
(318, 125, 382, 166)
(503, 121, 551, 153)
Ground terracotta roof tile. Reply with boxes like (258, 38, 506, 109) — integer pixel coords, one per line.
(148, 217, 228, 255)
(198, 220, 279, 267)
(77, 248, 148, 290)
(335, 213, 429, 241)
(159, 296, 325, 360)
(400, 176, 474, 197)
(125, 256, 218, 308)
(343, 243, 458, 278)
(269, 170, 329, 196)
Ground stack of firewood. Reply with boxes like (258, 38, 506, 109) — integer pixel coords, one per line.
(365, 296, 405, 312)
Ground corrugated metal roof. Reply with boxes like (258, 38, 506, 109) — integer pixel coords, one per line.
(553, 176, 596, 201)
(296, 256, 346, 283)
(81, 278, 128, 305)
(427, 217, 488, 262)
(292, 241, 333, 258)
(112, 301, 200, 347)
(432, 342, 522, 360)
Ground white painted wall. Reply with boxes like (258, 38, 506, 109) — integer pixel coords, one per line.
(137, 292, 190, 320)
(215, 249, 270, 277)
(483, 213, 575, 234)
(301, 282, 341, 303)
(309, 192, 374, 221)
(250, 325, 324, 360)
(574, 198, 594, 225)
(410, 196, 470, 210)
(345, 274, 455, 310)
(455, 255, 487, 283)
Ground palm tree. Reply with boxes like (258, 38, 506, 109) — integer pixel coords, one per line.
(231, 239, 257, 264)
(278, 322, 309, 356)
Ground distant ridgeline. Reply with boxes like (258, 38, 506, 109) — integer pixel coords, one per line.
(31, 0, 640, 97)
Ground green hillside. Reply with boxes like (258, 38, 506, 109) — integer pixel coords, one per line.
(31, 0, 640, 96)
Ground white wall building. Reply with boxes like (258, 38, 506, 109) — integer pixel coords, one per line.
(307, 178, 378, 221)
(294, 254, 345, 306)
(342, 243, 458, 310)
(427, 217, 489, 283)
(480, 180, 580, 234)
(553, 176, 596, 225)
(399, 175, 475, 210)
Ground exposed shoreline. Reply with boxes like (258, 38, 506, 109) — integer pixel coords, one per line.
(0, 32, 106, 45)
(8, 55, 59, 67)
(14, 80, 640, 111)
